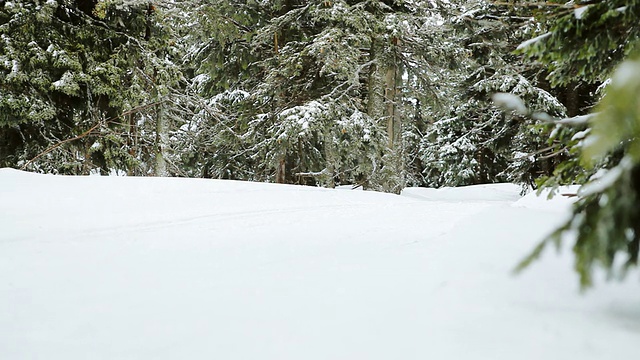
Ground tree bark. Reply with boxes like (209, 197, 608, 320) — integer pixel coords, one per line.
(324, 127, 335, 188)
(385, 37, 402, 150)
(276, 157, 286, 183)
(367, 37, 385, 120)
(367, 35, 405, 193)
(384, 66, 399, 148)
(154, 101, 168, 177)
(565, 81, 579, 117)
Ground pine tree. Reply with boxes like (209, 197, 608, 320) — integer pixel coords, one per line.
(0, 0, 184, 175)
(515, 0, 640, 288)
(419, 0, 566, 188)
(177, 0, 445, 191)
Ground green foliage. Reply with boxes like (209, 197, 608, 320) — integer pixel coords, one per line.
(512, 0, 640, 288)
(420, 1, 566, 188)
(178, 0, 445, 189)
(519, 56, 640, 289)
(534, 123, 587, 190)
(584, 60, 640, 163)
(518, 0, 640, 87)
(514, 0, 638, 191)
(572, 58, 640, 286)
(0, 0, 184, 174)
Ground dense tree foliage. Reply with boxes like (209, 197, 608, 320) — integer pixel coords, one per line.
(420, 1, 566, 188)
(0, 0, 183, 175)
(516, 0, 640, 288)
(2, 0, 559, 186)
(175, 0, 451, 192)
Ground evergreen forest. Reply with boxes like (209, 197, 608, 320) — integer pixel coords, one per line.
(1, 0, 640, 288)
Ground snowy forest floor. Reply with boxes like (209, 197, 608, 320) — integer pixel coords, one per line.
(1, 168, 638, 359)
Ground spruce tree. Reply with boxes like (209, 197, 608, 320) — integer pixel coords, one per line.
(515, 0, 640, 288)
(178, 0, 444, 191)
(419, 0, 566, 188)
(0, 0, 184, 175)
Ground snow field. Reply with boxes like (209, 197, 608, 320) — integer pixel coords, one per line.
(0, 168, 638, 359)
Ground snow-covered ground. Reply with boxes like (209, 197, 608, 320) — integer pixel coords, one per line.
(1, 168, 638, 359)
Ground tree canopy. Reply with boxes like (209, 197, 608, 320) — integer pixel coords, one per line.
(515, 0, 640, 288)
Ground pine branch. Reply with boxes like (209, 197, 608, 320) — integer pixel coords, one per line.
(21, 100, 166, 171)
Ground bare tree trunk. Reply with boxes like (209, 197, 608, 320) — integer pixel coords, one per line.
(154, 102, 168, 177)
(127, 113, 137, 176)
(276, 157, 286, 183)
(146, 2, 167, 177)
(384, 37, 404, 193)
(367, 35, 405, 193)
(324, 127, 335, 188)
(385, 37, 402, 149)
(384, 67, 397, 148)
(367, 37, 385, 120)
(565, 81, 579, 117)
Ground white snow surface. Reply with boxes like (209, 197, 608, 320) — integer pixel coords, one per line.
(401, 183, 522, 202)
(1, 168, 638, 359)
(512, 186, 579, 213)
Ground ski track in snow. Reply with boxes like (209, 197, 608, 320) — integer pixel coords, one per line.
(0, 169, 638, 360)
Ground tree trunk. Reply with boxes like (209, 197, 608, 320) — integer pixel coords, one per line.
(324, 127, 335, 188)
(367, 37, 385, 120)
(276, 157, 286, 183)
(385, 37, 402, 150)
(367, 35, 405, 193)
(154, 102, 168, 177)
(384, 37, 404, 193)
(384, 66, 400, 148)
(146, 2, 167, 177)
(565, 81, 579, 117)
(127, 113, 137, 176)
